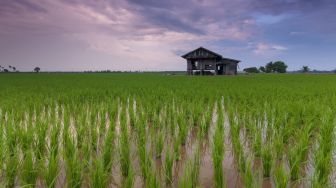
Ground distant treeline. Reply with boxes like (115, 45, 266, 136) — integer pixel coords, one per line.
(83, 70, 186, 74)
(243, 62, 336, 74)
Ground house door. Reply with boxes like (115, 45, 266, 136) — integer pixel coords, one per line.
(216, 64, 224, 75)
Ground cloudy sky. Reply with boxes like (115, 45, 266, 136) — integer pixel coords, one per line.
(0, 0, 335, 71)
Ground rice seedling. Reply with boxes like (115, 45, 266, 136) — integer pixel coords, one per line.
(164, 147, 174, 184)
(252, 126, 262, 157)
(144, 167, 161, 188)
(173, 134, 181, 161)
(20, 149, 38, 187)
(4, 147, 19, 187)
(212, 117, 225, 188)
(178, 114, 188, 146)
(178, 144, 201, 188)
(90, 156, 109, 188)
(63, 128, 83, 188)
(102, 121, 115, 173)
(178, 161, 194, 188)
(261, 143, 273, 177)
(288, 125, 312, 181)
(155, 129, 165, 158)
(122, 168, 135, 188)
(274, 162, 289, 188)
(44, 152, 59, 188)
(120, 107, 131, 177)
(288, 145, 301, 181)
(273, 132, 284, 160)
(311, 113, 335, 187)
(135, 113, 153, 182)
(241, 156, 261, 188)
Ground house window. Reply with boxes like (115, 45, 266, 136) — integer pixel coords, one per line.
(195, 61, 198, 67)
(205, 64, 212, 70)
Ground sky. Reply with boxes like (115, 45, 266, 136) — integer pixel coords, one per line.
(0, 0, 336, 72)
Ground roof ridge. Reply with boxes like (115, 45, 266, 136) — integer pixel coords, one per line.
(181, 47, 222, 58)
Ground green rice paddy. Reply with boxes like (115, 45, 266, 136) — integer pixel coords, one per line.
(0, 73, 335, 187)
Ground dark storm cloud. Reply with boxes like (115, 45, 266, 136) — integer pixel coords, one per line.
(121, 0, 336, 37)
(0, 0, 47, 16)
(1, 0, 332, 38)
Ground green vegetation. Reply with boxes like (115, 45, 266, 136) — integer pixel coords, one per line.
(243, 67, 260, 73)
(0, 73, 335, 187)
(212, 102, 225, 188)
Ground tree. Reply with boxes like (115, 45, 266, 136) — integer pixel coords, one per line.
(272, 61, 287, 73)
(301, 66, 310, 73)
(265, 61, 287, 73)
(243, 67, 260, 73)
(259, 66, 266, 73)
(265, 62, 274, 73)
(34, 67, 41, 73)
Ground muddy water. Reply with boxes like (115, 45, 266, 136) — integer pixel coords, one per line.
(198, 144, 214, 188)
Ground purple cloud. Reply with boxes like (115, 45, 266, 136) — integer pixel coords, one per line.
(0, 0, 335, 71)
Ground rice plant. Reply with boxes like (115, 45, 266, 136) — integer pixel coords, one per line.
(122, 168, 135, 188)
(311, 113, 335, 187)
(155, 129, 165, 158)
(44, 153, 59, 188)
(173, 134, 181, 161)
(241, 157, 261, 188)
(178, 144, 201, 188)
(120, 107, 131, 177)
(212, 116, 225, 188)
(261, 143, 273, 177)
(102, 120, 115, 173)
(20, 149, 38, 187)
(90, 156, 109, 188)
(63, 128, 83, 188)
(5, 147, 19, 187)
(274, 162, 289, 188)
(164, 147, 174, 184)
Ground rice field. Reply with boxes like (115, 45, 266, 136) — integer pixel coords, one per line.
(0, 73, 335, 188)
